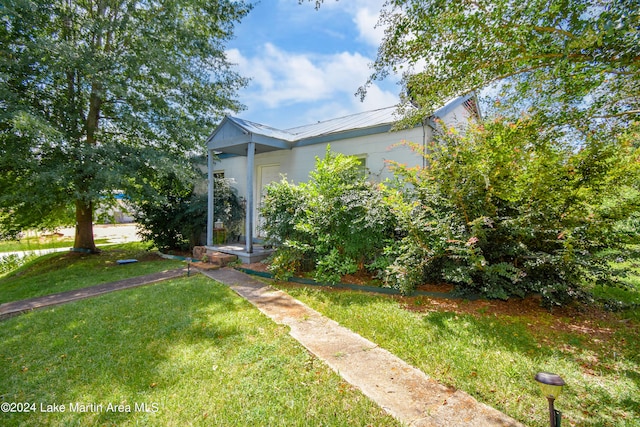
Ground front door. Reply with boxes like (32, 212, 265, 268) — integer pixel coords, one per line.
(256, 164, 281, 237)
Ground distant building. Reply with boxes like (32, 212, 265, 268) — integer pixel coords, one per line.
(96, 192, 134, 224)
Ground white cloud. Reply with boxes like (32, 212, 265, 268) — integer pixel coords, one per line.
(354, 7, 385, 47)
(227, 43, 397, 114)
(322, 0, 386, 47)
(294, 0, 386, 48)
(224, 0, 398, 128)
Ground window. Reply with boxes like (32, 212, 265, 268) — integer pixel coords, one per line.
(354, 155, 368, 176)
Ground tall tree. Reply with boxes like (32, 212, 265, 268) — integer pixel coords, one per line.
(357, 0, 639, 134)
(0, 0, 250, 252)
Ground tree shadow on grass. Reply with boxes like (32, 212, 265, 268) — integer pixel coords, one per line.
(0, 276, 256, 425)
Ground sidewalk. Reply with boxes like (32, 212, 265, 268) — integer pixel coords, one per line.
(0, 247, 72, 259)
(200, 268, 525, 427)
(0, 268, 186, 319)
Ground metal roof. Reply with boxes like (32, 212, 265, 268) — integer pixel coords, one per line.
(226, 117, 297, 142)
(208, 95, 478, 154)
(225, 96, 472, 143)
(221, 105, 399, 144)
(284, 106, 398, 141)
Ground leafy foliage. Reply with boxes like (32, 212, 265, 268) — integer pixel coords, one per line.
(135, 171, 244, 252)
(259, 120, 639, 305)
(362, 0, 639, 137)
(295, 0, 639, 306)
(0, 0, 251, 250)
(0, 253, 37, 277)
(260, 147, 397, 283)
(385, 118, 640, 304)
(134, 171, 206, 252)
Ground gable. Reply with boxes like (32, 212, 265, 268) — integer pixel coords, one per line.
(207, 117, 292, 155)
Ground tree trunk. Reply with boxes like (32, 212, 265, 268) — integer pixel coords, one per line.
(73, 198, 98, 253)
(73, 78, 101, 254)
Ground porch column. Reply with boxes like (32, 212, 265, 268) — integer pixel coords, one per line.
(245, 141, 255, 254)
(207, 149, 214, 247)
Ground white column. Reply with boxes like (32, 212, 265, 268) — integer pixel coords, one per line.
(207, 149, 214, 247)
(245, 141, 255, 254)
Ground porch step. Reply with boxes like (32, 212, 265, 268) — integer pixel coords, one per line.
(192, 246, 238, 268)
(208, 251, 238, 267)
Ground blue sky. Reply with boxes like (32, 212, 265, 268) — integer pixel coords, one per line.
(226, 0, 399, 129)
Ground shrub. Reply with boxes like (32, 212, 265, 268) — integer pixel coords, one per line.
(0, 253, 37, 276)
(386, 117, 640, 305)
(135, 173, 244, 252)
(260, 147, 397, 283)
(134, 171, 206, 252)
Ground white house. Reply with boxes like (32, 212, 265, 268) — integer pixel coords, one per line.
(205, 95, 479, 261)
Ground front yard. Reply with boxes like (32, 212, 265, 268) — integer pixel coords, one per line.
(270, 281, 639, 426)
(0, 275, 397, 426)
(1, 244, 638, 426)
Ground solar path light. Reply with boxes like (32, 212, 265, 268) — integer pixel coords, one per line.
(535, 372, 565, 427)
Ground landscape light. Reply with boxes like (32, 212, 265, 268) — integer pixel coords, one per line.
(535, 372, 565, 427)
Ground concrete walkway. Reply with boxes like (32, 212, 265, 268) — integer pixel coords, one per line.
(0, 268, 187, 318)
(201, 268, 525, 427)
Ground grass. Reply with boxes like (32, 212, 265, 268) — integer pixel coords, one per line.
(0, 275, 398, 426)
(2, 243, 638, 426)
(0, 231, 110, 253)
(0, 243, 185, 304)
(270, 283, 640, 427)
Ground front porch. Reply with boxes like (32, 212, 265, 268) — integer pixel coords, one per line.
(205, 243, 273, 264)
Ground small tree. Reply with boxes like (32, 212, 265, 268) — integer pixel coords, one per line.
(260, 147, 397, 283)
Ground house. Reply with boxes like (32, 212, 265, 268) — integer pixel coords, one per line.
(205, 95, 480, 262)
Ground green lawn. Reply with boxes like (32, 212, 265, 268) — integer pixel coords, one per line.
(0, 275, 398, 427)
(272, 284, 640, 427)
(0, 243, 185, 304)
(3, 244, 638, 426)
(0, 232, 109, 253)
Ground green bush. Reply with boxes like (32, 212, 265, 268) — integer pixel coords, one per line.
(134, 171, 206, 252)
(0, 253, 37, 276)
(259, 121, 639, 305)
(135, 173, 244, 252)
(260, 147, 397, 283)
(385, 117, 640, 305)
